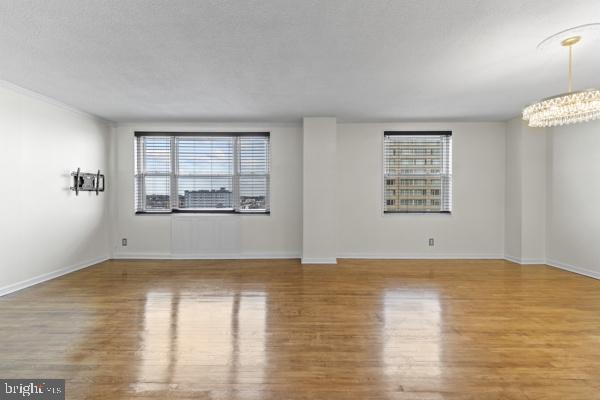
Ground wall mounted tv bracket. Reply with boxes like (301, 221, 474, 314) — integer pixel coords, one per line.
(70, 168, 105, 195)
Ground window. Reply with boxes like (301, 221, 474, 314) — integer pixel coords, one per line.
(135, 132, 270, 214)
(384, 131, 452, 213)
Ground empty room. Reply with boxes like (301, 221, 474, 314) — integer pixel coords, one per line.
(1, 1, 600, 399)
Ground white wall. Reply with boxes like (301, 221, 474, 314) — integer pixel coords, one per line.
(0, 82, 111, 293)
(546, 120, 600, 278)
(505, 118, 522, 260)
(336, 122, 506, 258)
(112, 123, 302, 258)
(520, 122, 546, 261)
(504, 118, 546, 263)
(302, 118, 337, 263)
(113, 121, 508, 261)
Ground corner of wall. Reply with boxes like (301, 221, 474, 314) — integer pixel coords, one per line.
(504, 117, 547, 264)
(107, 123, 119, 258)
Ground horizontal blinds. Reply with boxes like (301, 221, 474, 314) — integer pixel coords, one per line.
(134, 133, 270, 213)
(135, 136, 172, 211)
(383, 132, 452, 213)
(239, 136, 270, 211)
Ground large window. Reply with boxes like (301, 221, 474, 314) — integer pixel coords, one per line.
(135, 132, 270, 214)
(383, 131, 452, 213)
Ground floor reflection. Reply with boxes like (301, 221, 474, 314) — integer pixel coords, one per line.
(134, 290, 176, 390)
(134, 288, 266, 398)
(383, 289, 442, 390)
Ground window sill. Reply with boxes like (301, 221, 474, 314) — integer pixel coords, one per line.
(135, 210, 270, 216)
(384, 211, 451, 214)
(383, 211, 452, 216)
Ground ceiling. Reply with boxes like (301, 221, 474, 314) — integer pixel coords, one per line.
(1, 0, 599, 123)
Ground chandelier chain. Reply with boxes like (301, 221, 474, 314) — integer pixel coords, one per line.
(568, 45, 573, 93)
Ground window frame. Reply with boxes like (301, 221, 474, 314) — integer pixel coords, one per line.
(382, 131, 452, 215)
(134, 131, 271, 215)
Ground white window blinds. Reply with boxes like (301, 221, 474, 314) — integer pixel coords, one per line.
(135, 136, 171, 211)
(135, 133, 270, 213)
(383, 132, 452, 213)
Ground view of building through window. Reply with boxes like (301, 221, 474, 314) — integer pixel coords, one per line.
(383, 132, 452, 213)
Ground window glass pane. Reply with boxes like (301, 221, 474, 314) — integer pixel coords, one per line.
(177, 176, 233, 209)
(239, 175, 268, 210)
(177, 137, 234, 175)
(144, 175, 171, 210)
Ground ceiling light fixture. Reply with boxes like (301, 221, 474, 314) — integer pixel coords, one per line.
(523, 24, 600, 128)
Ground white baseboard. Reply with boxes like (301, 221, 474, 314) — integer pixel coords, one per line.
(112, 252, 172, 259)
(0, 256, 109, 297)
(504, 255, 521, 264)
(112, 252, 301, 260)
(505, 255, 599, 279)
(337, 253, 505, 260)
(546, 258, 600, 280)
(504, 255, 546, 265)
(301, 257, 338, 264)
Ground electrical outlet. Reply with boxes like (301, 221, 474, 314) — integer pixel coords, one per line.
(122, 238, 128, 246)
(428, 238, 434, 246)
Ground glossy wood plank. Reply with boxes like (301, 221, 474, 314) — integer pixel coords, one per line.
(1, 259, 599, 399)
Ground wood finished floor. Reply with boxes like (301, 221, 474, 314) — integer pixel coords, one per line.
(1, 259, 599, 399)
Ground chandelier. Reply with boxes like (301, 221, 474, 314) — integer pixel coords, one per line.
(523, 26, 600, 128)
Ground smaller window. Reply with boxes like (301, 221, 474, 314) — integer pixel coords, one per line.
(384, 131, 452, 213)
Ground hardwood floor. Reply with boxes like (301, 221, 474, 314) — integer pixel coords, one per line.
(1, 259, 599, 399)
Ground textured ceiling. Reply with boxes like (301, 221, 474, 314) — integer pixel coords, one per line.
(0, 0, 599, 122)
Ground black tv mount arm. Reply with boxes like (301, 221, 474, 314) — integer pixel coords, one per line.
(70, 168, 105, 195)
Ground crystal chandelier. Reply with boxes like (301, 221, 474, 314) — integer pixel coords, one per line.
(523, 33, 600, 128)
